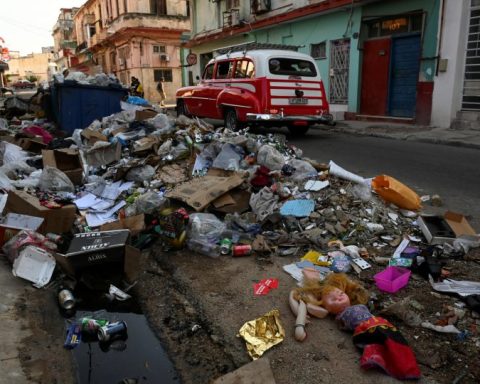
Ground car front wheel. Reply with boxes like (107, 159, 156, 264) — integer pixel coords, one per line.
(224, 108, 242, 131)
(177, 100, 189, 117)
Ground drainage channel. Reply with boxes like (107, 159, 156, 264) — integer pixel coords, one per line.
(61, 265, 180, 384)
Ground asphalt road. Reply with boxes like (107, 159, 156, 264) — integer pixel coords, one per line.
(286, 128, 480, 231)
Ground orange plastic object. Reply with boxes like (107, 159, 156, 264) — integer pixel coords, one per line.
(372, 175, 421, 211)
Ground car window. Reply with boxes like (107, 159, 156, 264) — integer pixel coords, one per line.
(269, 58, 317, 77)
(215, 61, 233, 79)
(234, 60, 255, 79)
(203, 64, 214, 80)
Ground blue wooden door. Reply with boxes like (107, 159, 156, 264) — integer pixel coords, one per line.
(388, 34, 421, 117)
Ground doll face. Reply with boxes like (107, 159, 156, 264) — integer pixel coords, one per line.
(322, 287, 350, 314)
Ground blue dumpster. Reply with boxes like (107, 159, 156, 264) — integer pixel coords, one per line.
(52, 82, 128, 135)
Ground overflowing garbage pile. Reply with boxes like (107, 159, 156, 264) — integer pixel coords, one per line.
(0, 98, 480, 380)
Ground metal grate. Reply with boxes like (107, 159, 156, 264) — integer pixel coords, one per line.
(462, 0, 480, 111)
(329, 39, 350, 104)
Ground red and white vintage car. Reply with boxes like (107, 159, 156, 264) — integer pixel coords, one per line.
(176, 48, 334, 135)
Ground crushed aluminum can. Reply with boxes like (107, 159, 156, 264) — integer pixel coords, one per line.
(98, 321, 128, 342)
(58, 289, 75, 310)
(232, 244, 252, 257)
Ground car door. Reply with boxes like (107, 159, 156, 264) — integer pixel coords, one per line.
(202, 60, 234, 118)
(184, 63, 214, 116)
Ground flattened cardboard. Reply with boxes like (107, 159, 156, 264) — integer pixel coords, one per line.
(42, 148, 83, 185)
(211, 189, 251, 214)
(166, 174, 245, 211)
(418, 211, 477, 245)
(5, 190, 76, 234)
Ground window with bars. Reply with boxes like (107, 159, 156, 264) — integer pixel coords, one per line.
(462, 0, 480, 110)
(154, 69, 172, 82)
(153, 45, 166, 53)
(311, 42, 326, 59)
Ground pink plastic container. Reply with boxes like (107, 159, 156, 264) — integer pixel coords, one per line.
(374, 266, 411, 293)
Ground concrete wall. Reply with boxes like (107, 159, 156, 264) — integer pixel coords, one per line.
(5, 52, 53, 84)
(431, 0, 470, 128)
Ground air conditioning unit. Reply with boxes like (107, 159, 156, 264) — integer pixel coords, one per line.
(160, 54, 170, 62)
(251, 0, 271, 14)
(118, 58, 126, 67)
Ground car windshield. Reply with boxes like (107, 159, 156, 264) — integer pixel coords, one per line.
(268, 58, 317, 77)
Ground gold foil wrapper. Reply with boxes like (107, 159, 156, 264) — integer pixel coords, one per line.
(237, 309, 285, 360)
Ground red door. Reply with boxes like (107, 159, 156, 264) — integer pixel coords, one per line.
(360, 39, 391, 116)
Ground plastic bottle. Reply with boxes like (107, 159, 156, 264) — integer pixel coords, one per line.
(187, 238, 221, 258)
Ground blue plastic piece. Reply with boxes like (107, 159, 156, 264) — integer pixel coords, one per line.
(280, 199, 315, 217)
(52, 83, 128, 134)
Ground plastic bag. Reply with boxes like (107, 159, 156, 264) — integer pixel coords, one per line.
(0, 118, 8, 130)
(257, 145, 285, 171)
(187, 213, 226, 244)
(38, 166, 75, 192)
(125, 165, 155, 182)
(2, 230, 55, 264)
(287, 159, 317, 181)
(372, 175, 421, 211)
(134, 191, 169, 215)
(0, 171, 13, 190)
(0, 142, 28, 166)
(212, 143, 244, 171)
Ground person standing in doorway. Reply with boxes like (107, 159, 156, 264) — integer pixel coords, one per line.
(157, 77, 166, 106)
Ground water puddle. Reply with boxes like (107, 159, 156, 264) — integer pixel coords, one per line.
(62, 265, 180, 384)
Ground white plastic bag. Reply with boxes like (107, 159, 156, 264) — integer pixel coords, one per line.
(38, 166, 75, 192)
(257, 145, 285, 171)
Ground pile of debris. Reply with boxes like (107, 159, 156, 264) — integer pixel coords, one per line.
(0, 92, 479, 381)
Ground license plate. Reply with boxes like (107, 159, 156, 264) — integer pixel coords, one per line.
(289, 97, 308, 105)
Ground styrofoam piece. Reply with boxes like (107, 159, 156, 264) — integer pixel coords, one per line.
(12, 246, 56, 288)
(280, 199, 315, 217)
(329, 160, 365, 184)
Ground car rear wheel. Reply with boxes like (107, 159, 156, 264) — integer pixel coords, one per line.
(287, 125, 309, 136)
(224, 108, 242, 131)
(177, 100, 189, 117)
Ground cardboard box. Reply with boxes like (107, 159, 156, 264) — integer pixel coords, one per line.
(42, 148, 83, 185)
(58, 229, 130, 270)
(418, 211, 477, 245)
(84, 142, 122, 167)
(17, 138, 47, 154)
(81, 128, 108, 144)
(135, 108, 158, 121)
(123, 245, 146, 283)
(5, 190, 77, 234)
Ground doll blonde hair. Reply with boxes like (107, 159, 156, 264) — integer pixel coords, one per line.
(294, 273, 369, 308)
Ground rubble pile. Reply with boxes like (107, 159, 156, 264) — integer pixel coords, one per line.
(0, 96, 479, 382)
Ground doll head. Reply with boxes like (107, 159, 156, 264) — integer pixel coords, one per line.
(321, 286, 351, 314)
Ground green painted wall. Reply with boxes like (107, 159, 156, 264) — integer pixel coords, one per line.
(251, 0, 439, 112)
(362, 0, 440, 82)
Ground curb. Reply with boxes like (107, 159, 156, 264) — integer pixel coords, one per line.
(326, 125, 480, 150)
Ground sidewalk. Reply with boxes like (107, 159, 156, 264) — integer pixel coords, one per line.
(327, 120, 480, 150)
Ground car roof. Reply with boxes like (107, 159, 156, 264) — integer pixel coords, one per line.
(210, 49, 314, 63)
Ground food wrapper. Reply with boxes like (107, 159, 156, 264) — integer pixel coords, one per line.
(237, 309, 285, 360)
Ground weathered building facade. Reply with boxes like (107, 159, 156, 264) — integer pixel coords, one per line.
(182, 0, 444, 125)
(52, 8, 80, 75)
(72, 0, 190, 103)
(4, 51, 54, 85)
